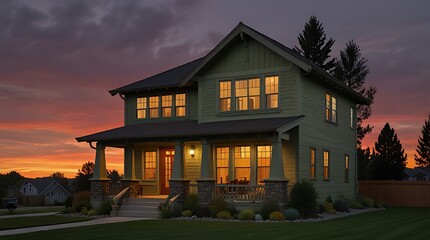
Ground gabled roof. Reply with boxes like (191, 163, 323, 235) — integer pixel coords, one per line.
(21, 178, 70, 195)
(76, 116, 303, 143)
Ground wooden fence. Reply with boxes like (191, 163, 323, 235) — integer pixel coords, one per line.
(19, 196, 45, 206)
(359, 181, 430, 207)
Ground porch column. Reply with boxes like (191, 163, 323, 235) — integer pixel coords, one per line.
(197, 138, 215, 204)
(90, 142, 110, 209)
(121, 145, 139, 197)
(169, 140, 189, 202)
(93, 142, 108, 179)
(269, 137, 285, 179)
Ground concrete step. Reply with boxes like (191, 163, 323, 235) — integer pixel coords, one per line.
(117, 210, 160, 218)
(115, 197, 165, 218)
(120, 205, 159, 211)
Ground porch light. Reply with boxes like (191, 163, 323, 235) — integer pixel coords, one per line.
(190, 145, 195, 158)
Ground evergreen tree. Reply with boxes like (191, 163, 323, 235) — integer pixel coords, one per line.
(294, 16, 336, 73)
(357, 147, 371, 180)
(73, 161, 94, 192)
(107, 169, 122, 183)
(334, 40, 377, 146)
(415, 114, 430, 167)
(373, 123, 407, 180)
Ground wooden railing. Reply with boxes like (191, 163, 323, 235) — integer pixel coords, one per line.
(214, 184, 265, 202)
(109, 182, 123, 196)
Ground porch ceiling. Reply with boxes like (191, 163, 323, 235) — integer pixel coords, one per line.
(76, 116, 304, 143)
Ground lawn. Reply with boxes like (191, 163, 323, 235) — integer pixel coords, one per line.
(1, 208, 429, 240)
(0, 216, 89, 231)
(0, 206, 65, 216)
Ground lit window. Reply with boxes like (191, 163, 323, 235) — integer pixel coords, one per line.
(235, 78, 260, 111)
(149, 96, 159, 118)
(345, 155, 349, 181)
(257, 145, 271, 184)
(137, 97, 147, 119)
(265, 76, 279, 108)
(325, 93, 337, 123)
(234, 146, 250, 183)
(220, 81, 231, 112)
(323, 150, 330, 179)
(161, 95, 172, 118)
(175, 93, 186, 117)
(350, 107, 354, 128)
(216, 147, 229, 184)
(310, 148, 316, 179)
(144, 151, 157, 180)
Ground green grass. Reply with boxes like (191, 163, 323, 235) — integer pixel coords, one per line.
(0, 206, 65, 216)
(0, 216, 89, 230)
(2, 208, 429, 240)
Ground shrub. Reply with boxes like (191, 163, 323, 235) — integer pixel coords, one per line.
(62, 207, 74, 214)
(87, 209, 96, 216)
(81, 207, 88, 215)
(283, 208, 300, 220)
(96, 199, 112, 215)
(259, 200, 281, 220)
(290, 180, 318, 218)
(208, 197, 229, 218)
(227, 206, 239, 218)
(361, 197, 374, 208)
(181, 210, 192, 217)
(171, 203, 183, 218)
(194, 205, 211, 218)
(239, 209, 254, 220)
(323, 202, 336, 214)
(216, 210, 232, 219)
(334, 198, 350, 212)
(183, 194, 199, 213)
(326, 195, 333, 203)
(374, 201, 385, 208)
(74, 201, 91, 213)
(65, 196, 73, 208)
(160, 206, 173, 219)
(349, 199, 364, 209)
(269, 211, 285, 221)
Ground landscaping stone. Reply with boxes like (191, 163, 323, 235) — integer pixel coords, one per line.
(255, 214, 263, 221)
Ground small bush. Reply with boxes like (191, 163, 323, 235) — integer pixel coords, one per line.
(269, 211, 285, 221)
(87, 209, 96, 216)
(361, 197, 374, 208)
(65, 196, 73, 208)
(183, 194, 199, 213)
(209, 197, 229, 218)
(239, 209, 254, 220)
(283, 208, 300, 220)
(259, 200, 281, 220)
(216, 210, 232, 219)
(160, 206, 173, 219)
(171, 203, 183, 218)
(349, 199, 364, 209)
(227, 206, 239, 218)
(334, 198, 350, 212)
(62, 207, 74, 214)
(323, 202, 336, 214)
(74, 201, 91, 213)
(374, 201, 385, 208)
(181, 210, 192, 217)
(290, 180, 318, 218)
(194, 205, 211, 218)
(326, 195, 333, 203)
(81, 207, 88, 215)
(96, 199, 112, 215)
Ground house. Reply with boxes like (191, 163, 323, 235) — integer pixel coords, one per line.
(19, 178, 70, 205)
(403, 167, 430, 181)
(76, 22, 368, 207)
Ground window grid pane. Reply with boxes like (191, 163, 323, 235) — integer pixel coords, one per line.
(149, 96, 159, 118)
(310, 148, 316, 179)
(257, 145, 271, 184)
(175, 93, 186, 117)
(345, 155, 349, 181)
(220, 81, 231, 112)
(323, 151, 330, 179)
(216, 147, 229, 184)
(137, 97, 147, 119)
(144, 151, 157, 180)
(234, 146, 250, 182)
(265, 76, 279, 109)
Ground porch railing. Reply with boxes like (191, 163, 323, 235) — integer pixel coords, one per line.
(189, 184, 198, 194)
(214, 184, 266, 202)
(108, 182, 123, 196)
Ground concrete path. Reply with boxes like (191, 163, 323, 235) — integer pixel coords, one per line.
(0, 212, 58, 219)
(0, 216, 148, 236)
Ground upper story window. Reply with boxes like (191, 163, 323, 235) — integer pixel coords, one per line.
(137, 93, 186, 119)
(350, 107, 354, 128)
(219, 75, 279, 113)
(265, 76, 279, 109)
(325, 93, 337, 123)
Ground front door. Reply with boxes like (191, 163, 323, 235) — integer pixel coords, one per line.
(159, 148, 175, 195)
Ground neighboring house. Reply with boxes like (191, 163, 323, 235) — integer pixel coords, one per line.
(19, 178, 70, 205)
(76, 22, 369, 207)
(403, 167, 430, 181)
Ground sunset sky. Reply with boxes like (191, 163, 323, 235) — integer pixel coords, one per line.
(1, 0, 429, 178)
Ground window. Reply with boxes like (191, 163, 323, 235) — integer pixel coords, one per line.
(144, 151, 157, 179)
(235, 78, 260, 111)
(323, 150, 330, 179)
(345, 155, 349, 181)
(216, 147, 229, 184)
(161, 95, 172, 117)
(350, 107, 354, 128)
(175, 93, 186, 117)
(234, 146, 250, 182)
(310, 148, 316, 179)
(219, 81, 231, 112)
(149, 96, 159, 118)
(137, 97, 147, 119)
(325, 93, 337, 123)
(265, 76, 279, 108)
(257, 145, 271, 184)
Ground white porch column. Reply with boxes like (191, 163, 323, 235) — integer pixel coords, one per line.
(200, 138, 214, 180)
(124, 145, 136, 180)
(93, 142, 108, 180)
(171, 140, 184, 179)
(269, 137, 285, 179)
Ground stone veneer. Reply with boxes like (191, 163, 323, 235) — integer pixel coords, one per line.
(264, 179, 289, 206)
(120, 180, 140, 197)
(90, 179, 110, 209)
(196, 180, 216, 205)
(169, 179, 190, 202)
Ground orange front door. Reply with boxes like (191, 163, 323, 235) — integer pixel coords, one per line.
(159, 148, 175, 195)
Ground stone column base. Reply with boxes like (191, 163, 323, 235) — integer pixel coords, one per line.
(169, 179, 190, 203)
(196, 179, 216, 205)
(264, 179, 289, 206)
(90, 179, 110, 209)
(120, 179, 140, 198)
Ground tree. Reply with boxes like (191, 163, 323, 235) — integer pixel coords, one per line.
(372, 123, 407, 180)
(415, 114, 430, 167)
(357, 147, 372, 180)
(0, 171, 25, 199)
(334, 40, 377, 146)
(294, 16, 336, 73)
(73, 161, 94, 192)
(50, 172, 69, 188)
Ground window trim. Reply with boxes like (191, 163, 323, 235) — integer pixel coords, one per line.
(350, 107, 355, 129)
(143, 150, 157, 180)
(323, 150, 330, 180)
(257, 145, 271, 185)
(215, 146, 230, 184)
(310, 147, 316, 180)
(345, 154, 350, 182)
(325, 93, 337, 124)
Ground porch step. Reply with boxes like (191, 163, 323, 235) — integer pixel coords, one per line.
(115, 197, 166, 218)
